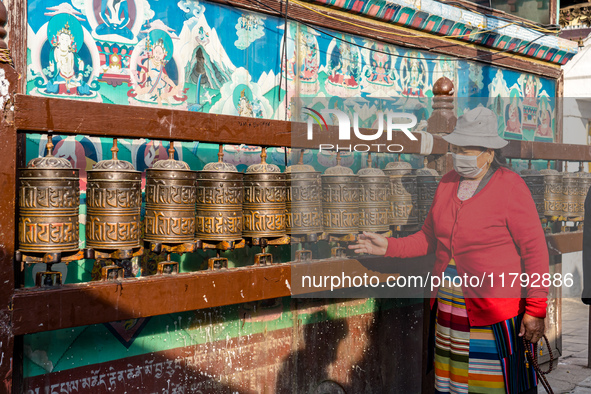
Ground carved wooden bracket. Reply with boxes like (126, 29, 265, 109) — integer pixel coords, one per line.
(560, 2, 591, 28)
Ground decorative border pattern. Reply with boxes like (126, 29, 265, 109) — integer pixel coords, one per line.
(304, 0, 578, 65)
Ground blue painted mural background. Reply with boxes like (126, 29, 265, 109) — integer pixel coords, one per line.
(26, 0, 556, 140)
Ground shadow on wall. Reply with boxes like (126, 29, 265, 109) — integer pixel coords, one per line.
(23, 297, 427, 393)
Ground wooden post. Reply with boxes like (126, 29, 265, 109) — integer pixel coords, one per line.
(424, 77, 456, 176)
(0, 1, 20, 392)
(427, 77, 456, 136)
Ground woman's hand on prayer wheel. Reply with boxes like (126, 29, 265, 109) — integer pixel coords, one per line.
(348, 231, 388, 256)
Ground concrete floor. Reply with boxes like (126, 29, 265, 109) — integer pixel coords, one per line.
(544, 298, 591, 393)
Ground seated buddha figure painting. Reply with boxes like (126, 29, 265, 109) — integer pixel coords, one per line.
(31, 12, 101, 100)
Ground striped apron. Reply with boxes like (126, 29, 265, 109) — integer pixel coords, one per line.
(434, 260, 538, 394)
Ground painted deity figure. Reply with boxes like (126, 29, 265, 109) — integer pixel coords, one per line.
(45, 20, 92, 96)
(237, 89, 253, 117)
(328, 42, 357, 87)
(95, 0, 134, 40)
(407, 59, 422, 94)
(196, 26, 210, 46)
(524, 75, 537, 106)
(299, 32, 318, 82)
(536, 109, 553, 138)
(506, 98, 522, 135)
(367, 43, 393, 85)
(132, 30, 182, 107)
(401, 52, 427, 97)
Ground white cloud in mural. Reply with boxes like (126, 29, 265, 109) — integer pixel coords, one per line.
(139, 0, 156, 22)
(24, 346, 54, 373)
(210, 67, 273, 118)
(234, 14, 266, 50)
(178, 0, 205, 29)
(71, 0, 87, 14)
(45, 3, 85, 20)
(141, 20, 179, 39)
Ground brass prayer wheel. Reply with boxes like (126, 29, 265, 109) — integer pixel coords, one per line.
(540, 165, 562, 217)
(322, 152, 359, 235)
(562, 172, 580, 218)
(416, 160, 441, 225)
(520, 164, 545, 219)
(18, 135, 80, 253)
(196, 146, 244, 242)
(243, 148, 286, 238)
(384, 159, 418, 226)
(86, 139, 141, 251)
(358, 153, 389, 232)
(286, 150, 323, 236)
(144, 142, 197, 244)
(579, 171, 591, 216)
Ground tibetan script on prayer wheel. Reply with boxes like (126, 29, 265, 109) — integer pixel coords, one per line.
(145, 142, 197, 244)
(243, 148, 286, 238)
(18, 135, 80, 253)
(86, 139, 141, 250)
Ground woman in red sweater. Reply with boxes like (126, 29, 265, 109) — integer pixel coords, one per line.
(350, 107, 548, 394)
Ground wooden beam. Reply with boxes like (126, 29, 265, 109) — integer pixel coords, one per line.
(12, 263, 292, 336)
(546, 231, 583, 255)
(11, 254, 435, 335)
(11, 230, 580, 336)
(502, 140, 591, 162)
(13, 94, 449, 154)
(210, 0, 562, 79)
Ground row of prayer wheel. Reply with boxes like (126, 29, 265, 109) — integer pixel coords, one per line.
(520, 163, 591, 219)
(320, 154, 441, 234)
(17, 138, 442, 254)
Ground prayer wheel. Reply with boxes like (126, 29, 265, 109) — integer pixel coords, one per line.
(358, 154, 389, 232)
(196, 146, 244, 242)
(416, 162, 441, 225)
(144, 142, 197, 244)
(540, 165, 562, 217)
(579, 172, 591, 216)
(18, 135, 80, 253)
(562, 172, 580, 218)
(520, 165, 545, 219)
(286, 150, 323, 237)
(383, 159, 418, 226)
(243, 148, 286, 238)
(321, 152, 359, 235)
(86, 139, 141, 251)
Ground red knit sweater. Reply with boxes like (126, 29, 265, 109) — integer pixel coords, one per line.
(386, 167, 549, 326)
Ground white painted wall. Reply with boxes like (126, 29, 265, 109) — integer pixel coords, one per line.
(561, 33, 591, 298)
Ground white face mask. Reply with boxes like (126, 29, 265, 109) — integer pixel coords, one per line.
(452, 150, 487, 178)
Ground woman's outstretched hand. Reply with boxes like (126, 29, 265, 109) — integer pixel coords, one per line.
(348, 231, 389, 256)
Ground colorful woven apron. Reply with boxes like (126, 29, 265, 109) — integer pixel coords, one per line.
(434, 260, 537, 394)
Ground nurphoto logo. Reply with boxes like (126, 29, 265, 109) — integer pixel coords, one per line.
(303, 107, 419, 153)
